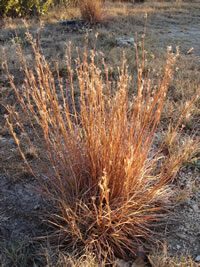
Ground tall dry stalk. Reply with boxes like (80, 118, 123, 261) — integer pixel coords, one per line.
(5, 33, 199, 262)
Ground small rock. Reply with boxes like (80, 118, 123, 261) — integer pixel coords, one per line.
(0, 136, 14, 145)
(116, 259, 130, 267)
(33, 204, 40, 210)
(176, 244, 181, 249)
(195, 255, 200, 262)
(116, 37, 135, 46)
(192, 204, 199, 212)
(185, 198, 191, 205)
(175, 233, 188, 241)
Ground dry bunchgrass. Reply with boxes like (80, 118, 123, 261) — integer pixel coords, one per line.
(80, 0, 105, 24)
(5, 31, 199, 264)
(44, 249, 104, 267)
(148, 242, 197, 267)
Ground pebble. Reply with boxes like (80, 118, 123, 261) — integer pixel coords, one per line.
(195, 255, 200, 262)
(175, 233, 188, 241)
(192, 204, 199, 212)
(33, 204, 40, 210)
(116, 37, 135, 46)
(116, 259, 130, 267)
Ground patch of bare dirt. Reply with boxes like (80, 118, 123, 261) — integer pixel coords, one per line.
(146, 8, 200, 56)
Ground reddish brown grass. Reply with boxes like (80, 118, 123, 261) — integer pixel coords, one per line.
(5, 33, 199, 263)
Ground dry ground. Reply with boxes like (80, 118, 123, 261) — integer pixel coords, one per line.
(0, 1, 199, 266)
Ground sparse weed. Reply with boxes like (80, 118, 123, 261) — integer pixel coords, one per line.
(44, 249, 103, 267)
(148, 242, 197, 267)
(0, 241, 31, 267)
(160, 127, 200, 179)
(9, 35, 28, 46)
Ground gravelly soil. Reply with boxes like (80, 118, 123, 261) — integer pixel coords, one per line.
(163, 168, 200, 260)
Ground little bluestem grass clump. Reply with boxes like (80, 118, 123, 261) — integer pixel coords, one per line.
(5, 33, 199, 263)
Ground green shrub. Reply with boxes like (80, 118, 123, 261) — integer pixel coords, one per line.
(0, 0, 52, 17)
